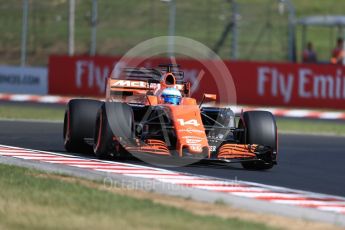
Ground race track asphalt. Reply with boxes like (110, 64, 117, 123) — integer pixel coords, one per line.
(1, 119, 344, 197)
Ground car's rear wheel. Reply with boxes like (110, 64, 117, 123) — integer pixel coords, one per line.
(63, 99, 102, 153)
(238, 111, 277, 170)
(93, 102, 134, 159)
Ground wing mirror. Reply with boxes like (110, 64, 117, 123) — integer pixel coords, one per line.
(199, 93, 217, 107)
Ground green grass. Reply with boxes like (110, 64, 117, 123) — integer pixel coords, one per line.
(0, 164, 274, 230)
(1, 0, 345, 65)
(277, 118, 345, 136)
(0, 104, 64, 121)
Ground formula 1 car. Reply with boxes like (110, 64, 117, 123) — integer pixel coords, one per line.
(63, 64, 277, 170)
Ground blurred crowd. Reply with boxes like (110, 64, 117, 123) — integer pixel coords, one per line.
(302, 37, 344, 64)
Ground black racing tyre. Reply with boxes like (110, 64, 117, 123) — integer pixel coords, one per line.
(238, 111, 277, 170)
(63, 99, 102, 153)
(93, 102, 134, 159)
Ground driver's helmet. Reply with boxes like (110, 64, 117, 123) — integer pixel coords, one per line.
(161, 87, 182, 105)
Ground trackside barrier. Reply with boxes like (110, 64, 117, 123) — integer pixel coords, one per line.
(48, 56, 345, 110)
(0, 65, 48, 95)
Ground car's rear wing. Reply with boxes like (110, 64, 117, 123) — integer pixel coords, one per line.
(108, 66, 189, 96)
(108, 79, 185, 95)
(120, 66, 184, 83)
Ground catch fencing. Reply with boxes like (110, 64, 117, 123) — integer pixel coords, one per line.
(0, 0, 295, 66)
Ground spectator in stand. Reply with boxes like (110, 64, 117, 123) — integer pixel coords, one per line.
(330, 37, 344, 64)
(302, 41, 317, 63)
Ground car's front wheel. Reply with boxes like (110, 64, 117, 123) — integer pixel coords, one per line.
(93, 102, 134, 159)
(238, 111, 277, 170)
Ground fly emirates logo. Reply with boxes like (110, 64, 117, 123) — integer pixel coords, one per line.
(75, 60, 113, 93)
(257, 67, 345, 103)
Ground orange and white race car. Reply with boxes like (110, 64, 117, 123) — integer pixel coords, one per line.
(63, 64, 278, 170)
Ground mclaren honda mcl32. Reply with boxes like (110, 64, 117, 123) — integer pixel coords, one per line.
(63, 64, 278, 170)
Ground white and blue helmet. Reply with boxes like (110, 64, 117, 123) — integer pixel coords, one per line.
(161, 87, 182, 105)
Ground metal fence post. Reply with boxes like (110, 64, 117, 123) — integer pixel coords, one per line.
(168, 0, 176, 58)
(68, 0, 75, 56)
(90, 0, 98, 56)
(342, 31, 345, 65)
(230, 0, 238, 60)
(286, 0, 296, 62)
(21, 0, 29, 67)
